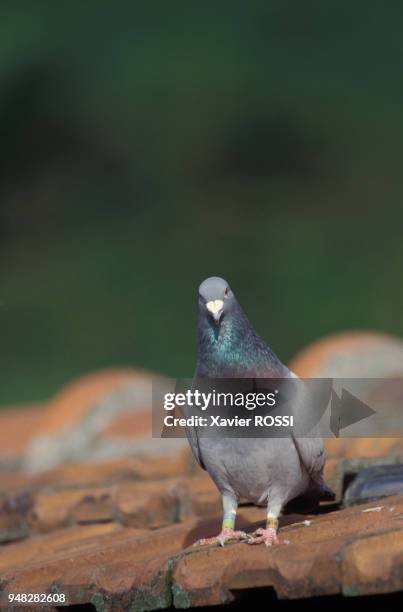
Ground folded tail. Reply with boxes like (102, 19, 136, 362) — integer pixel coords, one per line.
(319, 481, 336, 501)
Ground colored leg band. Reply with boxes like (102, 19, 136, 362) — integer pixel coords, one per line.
(222, 512, 236, 530)
(266, 515, 279, 530)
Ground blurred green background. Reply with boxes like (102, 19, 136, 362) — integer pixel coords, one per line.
(1, 1, 403, 404)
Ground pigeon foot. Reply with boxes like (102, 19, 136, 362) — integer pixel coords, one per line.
(247, 527, 279, 546)
(195, 528, 248, 547)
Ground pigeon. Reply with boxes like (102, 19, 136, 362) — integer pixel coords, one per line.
(185, 276, 334, 546)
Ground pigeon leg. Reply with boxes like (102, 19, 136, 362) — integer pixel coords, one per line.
(248, 498, 281, 546)
(195, 495, 248, 546)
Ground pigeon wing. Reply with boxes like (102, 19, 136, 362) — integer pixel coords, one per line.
(183, 377, 206, 470)
(288, 371, 326, 485)
(291, 432, 326, 483)
(185, 422, 206, 470)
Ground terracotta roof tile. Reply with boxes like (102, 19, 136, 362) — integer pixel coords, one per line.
(290, 332, 403, 484)
(0, 368, 188, 472)
(289, 330, 403, 378)
(39, 369, 150, 435)
(1, 521, 199, 609)
(0, 472, 221, 541)
(171, 496, 403, 606)
(0, 406, 42, 466)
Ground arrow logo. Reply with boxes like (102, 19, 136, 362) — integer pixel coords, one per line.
(330, 388, 376, 437)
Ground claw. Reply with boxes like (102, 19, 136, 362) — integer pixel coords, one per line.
(247, 527, 279, 546)
(194, 527, 248, 547)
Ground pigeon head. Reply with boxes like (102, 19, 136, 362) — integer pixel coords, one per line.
(197, 276, 286, 377)
(198, 276, 235, 325)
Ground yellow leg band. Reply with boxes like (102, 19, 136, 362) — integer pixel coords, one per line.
(222, 511, 235, 530)
(266, 515, 278, 530)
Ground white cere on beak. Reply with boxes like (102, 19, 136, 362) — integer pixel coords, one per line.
(206, 299, 224, 321)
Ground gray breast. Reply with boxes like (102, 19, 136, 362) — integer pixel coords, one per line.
(198, 436, 310, 505)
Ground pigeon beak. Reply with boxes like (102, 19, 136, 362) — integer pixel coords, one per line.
(206, 300, 224, 323)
